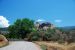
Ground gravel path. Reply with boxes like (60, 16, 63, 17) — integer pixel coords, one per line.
(0, 41, 41, 50)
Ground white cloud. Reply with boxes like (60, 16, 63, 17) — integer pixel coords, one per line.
(55, 19, 62, 23)
(0, 16, 10, 27)
(36, 19, 45, 22)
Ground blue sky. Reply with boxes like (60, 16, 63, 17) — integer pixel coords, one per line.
(0, 0, 75, 27)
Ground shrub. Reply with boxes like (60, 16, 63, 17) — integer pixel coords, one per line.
(40, 44, 47, 50)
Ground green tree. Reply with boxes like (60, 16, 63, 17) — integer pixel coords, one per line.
(8, 18, 34, 39)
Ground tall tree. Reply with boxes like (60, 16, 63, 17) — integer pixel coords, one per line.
(8, 18, 34, 39)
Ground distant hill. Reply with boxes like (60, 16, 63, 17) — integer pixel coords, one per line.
(57, 26, 75, 31)
(0, 27, 8, 31)
(0, 27, 8, 34)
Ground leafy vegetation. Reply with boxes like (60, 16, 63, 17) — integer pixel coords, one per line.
(1, 18, 75, 43)
(7, 18, 34, 39)
(40, 44, 47, 50)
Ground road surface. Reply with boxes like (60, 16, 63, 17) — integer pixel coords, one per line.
(0, 41, 41, 50)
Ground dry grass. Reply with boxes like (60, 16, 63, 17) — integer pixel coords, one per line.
(34, 41, 75, 50)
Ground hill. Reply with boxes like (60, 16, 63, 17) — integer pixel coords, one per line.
(0, 27, 8, 31)
(57, 26, 75, 31)
(0, 27, 8, 34)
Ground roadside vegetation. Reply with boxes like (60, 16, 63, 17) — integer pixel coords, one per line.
(35, 41, 75, 50)
(40, 44, 47, 50)
(0, 18, 74, 44)
(0, 18, 75, 50)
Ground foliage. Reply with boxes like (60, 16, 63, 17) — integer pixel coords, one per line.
(40, 44, 47, 50)
(8, 18, 34, 39)
(3, 18, 75, 43)
(28, 28, 59, 41)
(5, 33, 20, 39)
(27, 31, 41, 41)
(43, 28, 60, 41)
(65, 30, 75, 43)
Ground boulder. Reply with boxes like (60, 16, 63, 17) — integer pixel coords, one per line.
(0, 34, 9, 47)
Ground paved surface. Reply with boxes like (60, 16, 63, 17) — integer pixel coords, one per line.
(0, 41, 41, 50)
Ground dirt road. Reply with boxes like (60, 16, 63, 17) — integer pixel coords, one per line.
(0, 41, 41, 50)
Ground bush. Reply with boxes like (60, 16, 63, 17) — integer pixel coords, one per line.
(40, 44, 47, 50)
(4, 33, 20, 39)
(31, 36, 39, 41)
(44, 32, 52, 41)
(27, 31, 41, 41)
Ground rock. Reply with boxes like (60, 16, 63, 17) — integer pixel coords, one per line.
(0, 34, 9, 48)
